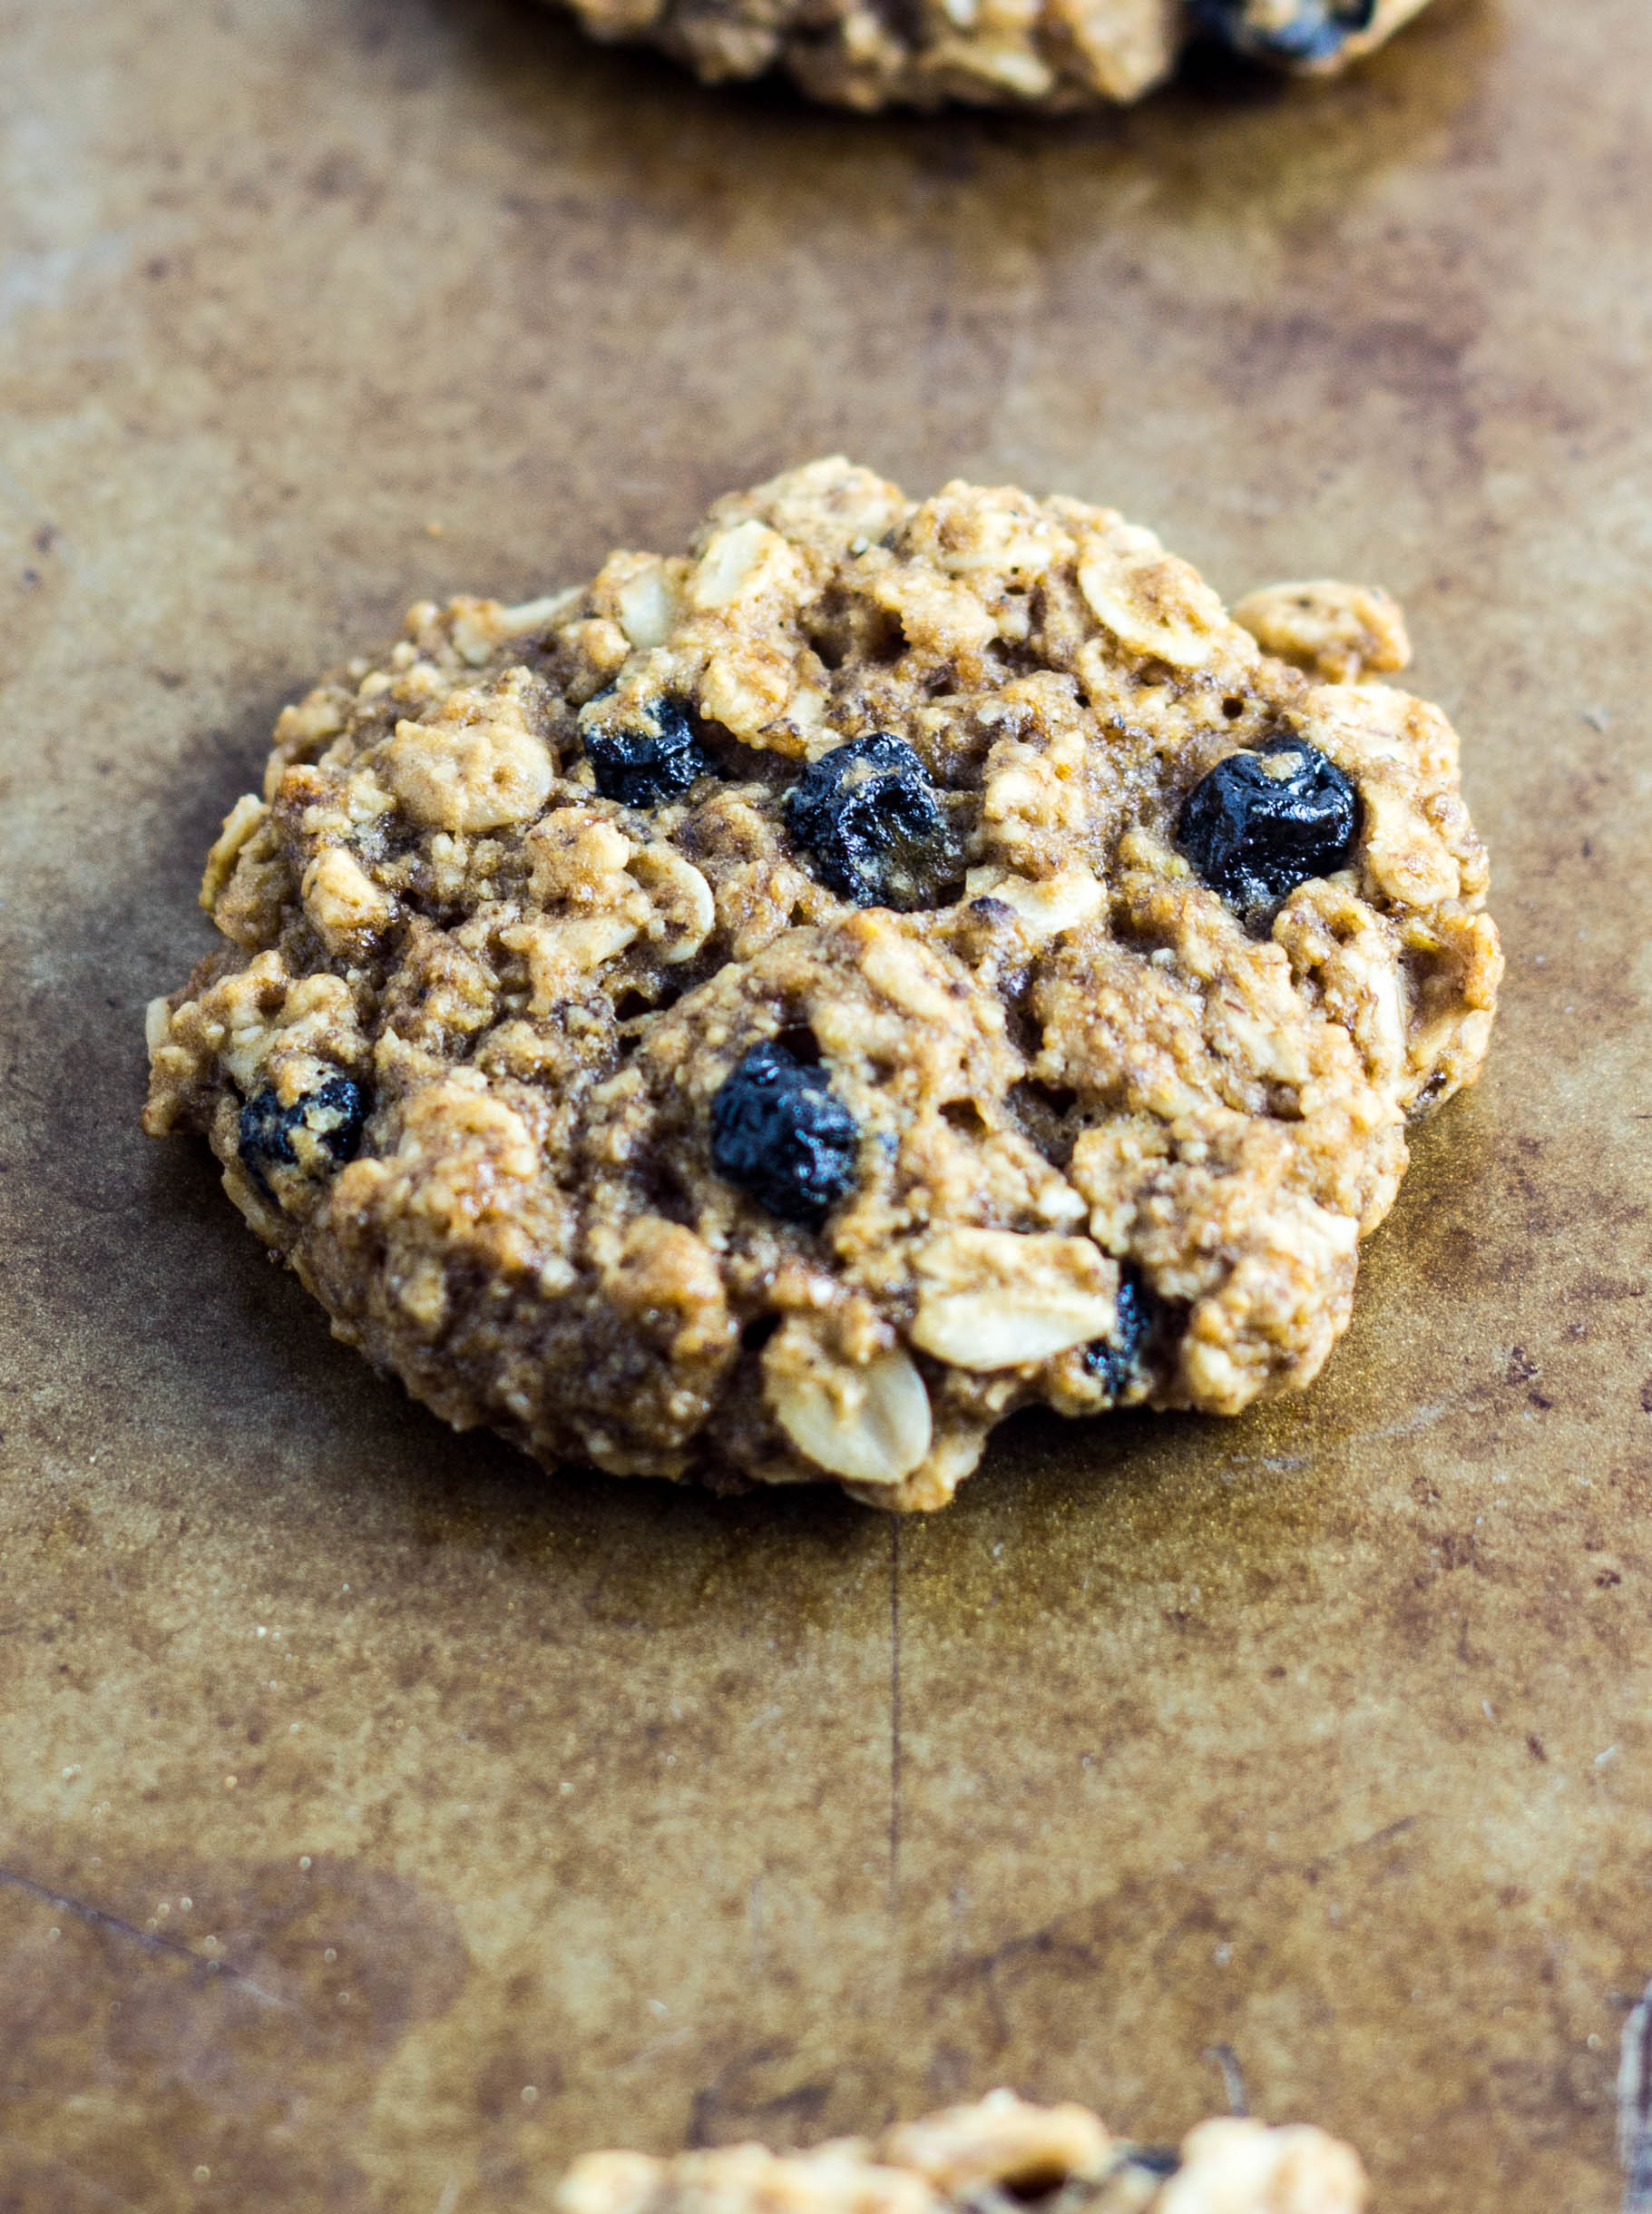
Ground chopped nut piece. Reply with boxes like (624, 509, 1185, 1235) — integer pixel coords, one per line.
(383, 695, 554, 831)
(1233, 580, 1411, 686)
(200, 793, 269, 909)
(881, 2089, 1111, 2193)
(1077, 528, 1243, 671)
(763, 1318, 933, 1484)
(1156, 2118, 1367, 2214)
(964, 864, 1104, 940)
(911, 1229, 1118, 1371)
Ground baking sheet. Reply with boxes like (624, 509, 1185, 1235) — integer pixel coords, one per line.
(2, 0, 1647, 2205)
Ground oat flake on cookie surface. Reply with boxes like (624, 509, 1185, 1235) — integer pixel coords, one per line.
(540, 0, 1433, 113)
(552, 2088, 1369, 2214)
(144, 458, 1500, 1511)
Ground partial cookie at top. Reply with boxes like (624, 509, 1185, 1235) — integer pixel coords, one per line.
(540, 0, 1434, 113)
(144, 457, 1500, 1512)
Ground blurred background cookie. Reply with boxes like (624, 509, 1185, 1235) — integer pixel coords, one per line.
(539, 0, 1433, 113)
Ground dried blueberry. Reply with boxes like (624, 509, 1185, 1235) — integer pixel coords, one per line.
(709, 1039, 860, 1228)
(1082, 1265, 1155, 1402)
(1177, 737, 1358, 912)
(582, 695, 709, 808)
(784, 734, 959, 911)
(239, 1076, 367, 1199)
(1121, 2150, 1182, 2182)
(1188, 0, 1376, 65)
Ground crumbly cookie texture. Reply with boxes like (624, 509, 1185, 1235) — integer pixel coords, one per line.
(543, 0, 1433, 113)
(144, 458, 1500, 1512)
(553, 2090, 1369, 2214)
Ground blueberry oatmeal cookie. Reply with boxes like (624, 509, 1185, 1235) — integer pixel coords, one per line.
(143, 459, 1500, 1511)
(540, 0, 1432, 113)
(554, 2089, 1368, 2214)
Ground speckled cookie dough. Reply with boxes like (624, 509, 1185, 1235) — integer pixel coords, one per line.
(539, 0, 1433, 113)
(553, 2089, 1370, 2214)
(144, 458, 1500, 1511)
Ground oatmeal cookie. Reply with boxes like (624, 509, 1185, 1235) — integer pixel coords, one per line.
(554, 2088, 1369, 2214)
(144, 459, 1500, 1511)
(540, 0, 1432, 113)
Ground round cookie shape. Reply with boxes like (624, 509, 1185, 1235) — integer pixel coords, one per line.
(538, 0, 1435, 113)
(144, 458, 1501, 1511)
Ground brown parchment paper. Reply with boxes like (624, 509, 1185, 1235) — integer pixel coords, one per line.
(1, 2, 1648, 2207)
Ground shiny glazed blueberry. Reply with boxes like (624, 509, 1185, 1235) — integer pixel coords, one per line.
(1188, 0, 1377, 65)
(1082, 1264, 1155, 1401)
(239, 1076, 367, 1197)
(709, 1040, 860, 1228)
(582, 696, 709, 808)
(784, 733, 958, 910)
(1176, 737, 1358, 911)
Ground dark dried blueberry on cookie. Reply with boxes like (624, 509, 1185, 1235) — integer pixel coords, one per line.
(1082, 1266, 1157, 1404)
(145, 460, 1500, 1509)
(582, 694, 709, 808)
(238, 1077, 366, 1201)
(709, 1039, 861, 1228)
(1177, 737, 1358, 913)
(1188, 0, 1378, 66)
(784, 734, 960, 911)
